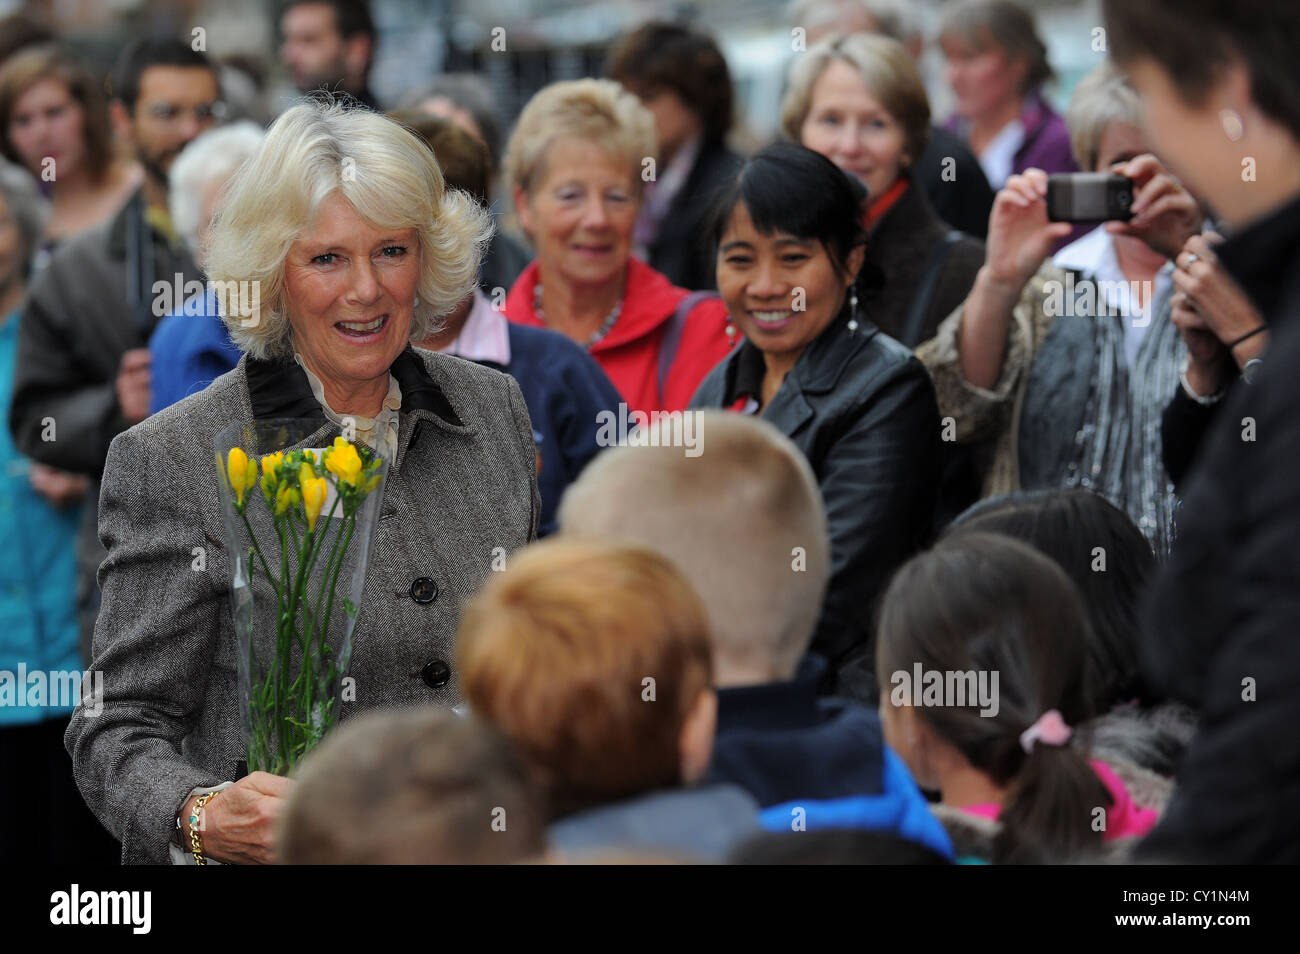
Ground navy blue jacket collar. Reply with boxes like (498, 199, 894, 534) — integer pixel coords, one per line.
(715, 654, 830, 734)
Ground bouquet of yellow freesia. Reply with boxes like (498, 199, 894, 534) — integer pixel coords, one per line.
(219, 430, 385, 775)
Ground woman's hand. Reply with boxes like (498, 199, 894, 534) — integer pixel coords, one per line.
(1106, 154, 1203, 260)
(183, 772, 294, 865)
(1171, 290, 1232, 397)
(956, 170, 1070, 391)
(1173, 233, 1268, 369)
(984, 169, 1074, 289)
(28, 463, 90, 509)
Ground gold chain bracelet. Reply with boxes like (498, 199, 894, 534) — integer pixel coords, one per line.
(189, 790, 220, 865)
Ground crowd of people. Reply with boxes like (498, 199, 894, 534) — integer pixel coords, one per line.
(0, 0, 1297, 867)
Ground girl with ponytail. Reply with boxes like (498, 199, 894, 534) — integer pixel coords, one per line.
(875, 532, 1158, 862)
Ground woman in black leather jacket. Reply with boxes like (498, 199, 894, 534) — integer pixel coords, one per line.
(690, 143, 941, 701)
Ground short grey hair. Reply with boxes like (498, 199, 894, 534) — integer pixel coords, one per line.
(204, 99, 492, 359)
(0, 158, 48, 277)
(1065, 62, 1143, 172)
(169, 121, 266, 261)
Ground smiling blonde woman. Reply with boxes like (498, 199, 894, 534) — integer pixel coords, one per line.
(64, 99, 540, 865)
(502, 78, 738, 413)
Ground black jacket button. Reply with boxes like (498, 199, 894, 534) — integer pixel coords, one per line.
(421, 659, 451, 689)
(409, 576, 438, 603)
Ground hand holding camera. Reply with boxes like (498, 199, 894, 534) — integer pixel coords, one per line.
(1099, 154, 1202, 260)
(985, 168, 1075, 291)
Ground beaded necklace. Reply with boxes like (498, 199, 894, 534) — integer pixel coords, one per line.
(534, 283, 622, 350)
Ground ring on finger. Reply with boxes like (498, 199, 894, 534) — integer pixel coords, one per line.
(1183, 252, 1199, 268)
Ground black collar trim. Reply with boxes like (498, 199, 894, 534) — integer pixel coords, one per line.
(245, 346, 462, 426)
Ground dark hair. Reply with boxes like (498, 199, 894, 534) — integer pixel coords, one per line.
(605, 20, 734, 145)
(876, 533, 1111, 864)
(1102, 0, 1300, 142)
(946, 489, 1157, 711)
(707, 141, 869, 286)
(0, 44, 113, 185)
(281, 0, 375, 41)
(387, 108, 491, 205)
(939, 0, 1054, 95)
(730, 830, 952, 865)
(109, 37, 215, 113)
(0, 11, 55, 64)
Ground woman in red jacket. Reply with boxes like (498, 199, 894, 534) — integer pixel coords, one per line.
(503, 79, 738, 413)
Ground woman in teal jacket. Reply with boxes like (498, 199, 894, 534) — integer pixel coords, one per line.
(0, 162, 116, 862)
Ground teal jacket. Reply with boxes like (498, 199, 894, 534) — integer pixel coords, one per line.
(0, 310, 83, 725)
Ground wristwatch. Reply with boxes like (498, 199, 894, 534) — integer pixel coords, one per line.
(1242, 357, 1263, 385)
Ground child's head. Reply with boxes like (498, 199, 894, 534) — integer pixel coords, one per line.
(456, 538, 716, 818)
(875, 532, 1111, 863)
(947, 488, 1156, 710)
(558, 412, 830, 686)
(279, 708, 545, 864)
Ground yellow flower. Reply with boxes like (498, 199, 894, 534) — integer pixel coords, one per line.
(301, 476, 328, 532)
(298, 462, 316, 487)
(227, 447, 256, 505)
(276, 483, 300, 515)
(325, 436, 363, 487)
(362, 472, 382, 494)
(260, 451, 284, 498)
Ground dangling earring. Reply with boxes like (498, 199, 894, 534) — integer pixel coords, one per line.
(1221, 108, 1245, 142)
(847, 287, 860, 334)
(413, 295, 421, 307)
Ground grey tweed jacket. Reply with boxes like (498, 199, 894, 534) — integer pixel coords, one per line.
(64, 346, 538, 864)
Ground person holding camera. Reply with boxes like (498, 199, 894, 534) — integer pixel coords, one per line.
(916, 64, 1202, 555)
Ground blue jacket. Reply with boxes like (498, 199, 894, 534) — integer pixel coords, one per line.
(708, 655, 954, 859)
(0, 311, 83, 725)
(149, 288, 241, 415)
(469, 323, 621, 536)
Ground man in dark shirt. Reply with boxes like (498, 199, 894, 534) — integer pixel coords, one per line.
(279, 0, 382, 110)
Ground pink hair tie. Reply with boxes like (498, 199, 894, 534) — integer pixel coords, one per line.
(1020, 710, 1073, 753)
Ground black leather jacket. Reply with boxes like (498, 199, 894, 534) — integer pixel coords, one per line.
(691, 307, 941, 699)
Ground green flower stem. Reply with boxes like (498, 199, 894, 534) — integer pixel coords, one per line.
(242, 456, 382, 774)
(239, 509, 282, 595)
(317, 512, 355, 670)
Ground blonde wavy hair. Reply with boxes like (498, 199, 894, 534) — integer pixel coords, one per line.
(503, 78, 657, 198)
(205, 98, 492, 359)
